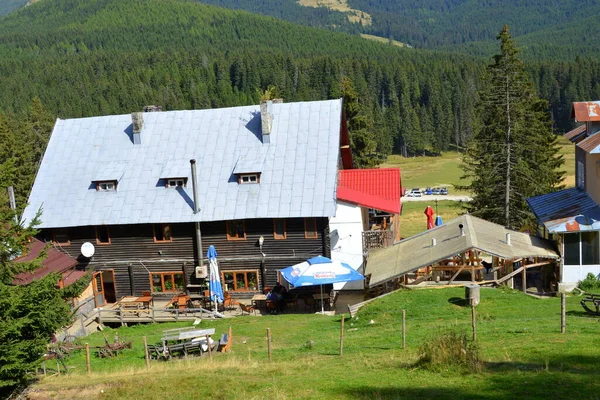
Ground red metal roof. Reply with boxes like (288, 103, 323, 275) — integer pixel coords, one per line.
(564, 124, 586, 143)
(13, 239, 79, 286)
(572, 101, 600, 122)
(337, 168, 401, 214)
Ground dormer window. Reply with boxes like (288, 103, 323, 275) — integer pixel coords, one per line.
(95, 180, 117, 191)
(166, 178, 187, 188)
(237, 173, 260, 184)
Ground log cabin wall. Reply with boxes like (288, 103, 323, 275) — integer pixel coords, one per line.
(39, 217, 330, 299)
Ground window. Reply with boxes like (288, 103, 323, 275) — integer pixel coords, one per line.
(582, 232, 599, 265)
(564, 232, 600, 266)
(96, 181, 117, 191)
(53, 228, 70, 246)
(564, 233, 580, 265)
(273, 219, 287, 239)
(96, 226, 111, 245)
(150, 272, 185, 293)
(153, 224, 172, 242)
(221, 270, 258, 292)
(226, 220, 246, 240)
(237, 174, 260, 184)
(166, 178, 186, 188)
(577, 161, 585, 189)
(304, 218, 318, 239)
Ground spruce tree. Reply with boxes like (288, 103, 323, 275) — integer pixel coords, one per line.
(460, 25, 564, 229)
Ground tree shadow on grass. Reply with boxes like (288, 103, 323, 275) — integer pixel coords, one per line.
(566, 310, 600, 319)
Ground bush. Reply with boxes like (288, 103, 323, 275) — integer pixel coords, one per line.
(578, 273, 600, 292)
(417, 330, 482, 373)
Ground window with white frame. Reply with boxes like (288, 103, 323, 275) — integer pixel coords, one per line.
(238, 174, 259, 184)
(96, 181, 116, 191)
(166, 178, 186, 188)
(564, 232, 600, 265)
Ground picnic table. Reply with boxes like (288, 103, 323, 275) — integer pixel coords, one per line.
(149, 327, 217, 360)
(251, 294, 267, 308)
(118, 296, 154, 316)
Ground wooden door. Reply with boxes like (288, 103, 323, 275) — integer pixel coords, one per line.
(92, 271, 105, 307)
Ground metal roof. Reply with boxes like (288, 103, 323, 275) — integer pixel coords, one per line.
(572, 101, 600, 122)
(527, 187, 600, 233)
(564, 124, 586, 143)
(22, 99, 343, 228)
(365, 214, 558, 287)
(336, 168, 402, 214)
(13, 239, 79, 285)
(577, 132, 600, 153)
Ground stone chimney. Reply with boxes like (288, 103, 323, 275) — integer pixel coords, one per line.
(131, 112, 143, 145)
(260, 100, 273, 144)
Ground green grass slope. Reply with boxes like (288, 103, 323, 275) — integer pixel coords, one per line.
(32, 288, 600, 399)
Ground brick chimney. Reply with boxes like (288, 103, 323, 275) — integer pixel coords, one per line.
(131, 112, 143, 145)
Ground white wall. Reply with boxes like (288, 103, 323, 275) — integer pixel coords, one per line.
(330, 201, 365, 290)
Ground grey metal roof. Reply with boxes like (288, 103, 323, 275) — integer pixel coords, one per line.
(22, 99, 343, 228)
(365, 214, 558, 287)
(527, 187, 600, 233)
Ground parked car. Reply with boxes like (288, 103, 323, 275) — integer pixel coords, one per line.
(406, 188, 422, 197)
(424, 187, 433, 195)
(440, 188, 448, 195)
(432, 187, 441, 195)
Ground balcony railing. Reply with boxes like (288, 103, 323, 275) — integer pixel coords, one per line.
(363, 230, 393, 251)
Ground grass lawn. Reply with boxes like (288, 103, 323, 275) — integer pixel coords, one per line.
(381, 137, 575, 196)
(31, 288, 600, 399)
(400, 200, 464, 238)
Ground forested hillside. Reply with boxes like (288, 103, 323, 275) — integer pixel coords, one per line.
(0, 0, 599, 204)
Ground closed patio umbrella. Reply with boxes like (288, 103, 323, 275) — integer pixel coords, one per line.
(207, 245, 223, 312)
(425, 206, 435, 230)
(280, 256, 364, 313)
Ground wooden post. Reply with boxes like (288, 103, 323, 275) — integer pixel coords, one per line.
(267, 328, 272, 362)
(471, 305, 477, 342)
(522, 264, 527, 293)
(206, 334, 213, 361)
(561, 293, 566, 334)
(97, 309, 102, 326)
(143, 336, 150, 368)
(402, 309, 406, 349)
(339, 315, 345, 356)
(119, 304, 124, 327)
(85, 343, 91, 375)
(151, 307, 155, 322)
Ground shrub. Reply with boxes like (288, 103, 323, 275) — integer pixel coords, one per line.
(417, 330, 482, 373)
(578, 273, 600, 292)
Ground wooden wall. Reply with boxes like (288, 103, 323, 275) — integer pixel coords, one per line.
(40, 217, 330, 299)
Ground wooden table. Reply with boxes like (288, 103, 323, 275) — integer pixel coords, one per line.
(251, 294, 267, 309)
(313, 293, 330, 310)
(119, 296, 153, 315)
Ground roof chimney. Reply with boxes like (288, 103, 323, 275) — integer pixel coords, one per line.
(459, 223, 465, 237)
(190, 159, 200, 214)
(431, 238, 437, 247)
(260, 100, 273, 144)
(131, 112, 143, 145)
(506, 233, 512, 246)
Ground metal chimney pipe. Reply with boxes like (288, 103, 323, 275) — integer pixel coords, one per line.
(190, 159, 200, 214)
(459, 223, 465, 237)
(432, 238, 437, 247)
(506, 233, 511, 246)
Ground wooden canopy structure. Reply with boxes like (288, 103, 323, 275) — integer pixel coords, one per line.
(365, 215, 559, 292)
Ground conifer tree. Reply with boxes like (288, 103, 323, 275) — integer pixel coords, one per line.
(341, 77, 377, 168)
(460, 25, 564, 229)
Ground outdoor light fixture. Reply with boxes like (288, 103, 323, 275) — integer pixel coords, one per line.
(259, 236, 264, 248)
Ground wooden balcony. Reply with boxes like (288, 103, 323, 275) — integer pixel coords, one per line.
(363, 230, 393, 251)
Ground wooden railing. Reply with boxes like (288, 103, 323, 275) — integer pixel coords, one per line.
(362, 230, 393, 251)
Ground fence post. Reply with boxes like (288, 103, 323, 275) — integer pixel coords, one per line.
(339, 315, 345, 356)
(119, 304, 124, 327)
(143, 336, 150, 368)
(402, 309, 406, 349)
(267, 328, 272, 362)
(471, 305, 477, 342)
(85, 343, 91, 376)
(561, 292, 566, 334)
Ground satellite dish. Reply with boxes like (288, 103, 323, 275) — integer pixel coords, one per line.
(81, 242, 95, 258)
